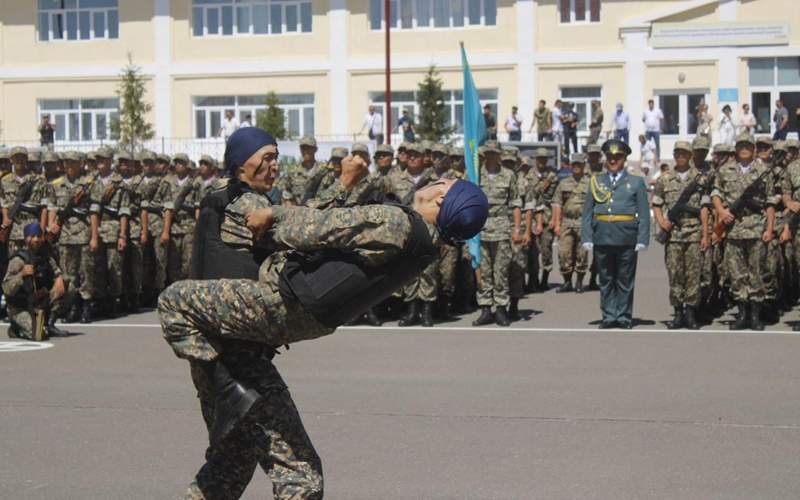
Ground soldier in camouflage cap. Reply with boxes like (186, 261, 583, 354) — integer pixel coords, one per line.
(421, 140, 434, 169)
(275, 136, 320, 206)
(786, 139, 800, 164)
(396, 142, 409, 171)
(527, 146, 559, 292)
(712, 143, 733, 167)
(300, 147, 348, 205)
(552, 153, 590, 293)
(692, 134, 711, 172)
(27, 150, 42, 175)
(2, 146, 48, 255)
(586, 143, 604, 174)
(449, 146, 465, 176)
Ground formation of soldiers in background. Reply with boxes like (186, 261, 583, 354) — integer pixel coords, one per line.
(2, 128, 800, 339)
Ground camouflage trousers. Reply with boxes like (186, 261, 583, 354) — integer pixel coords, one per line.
(141, 235, 156, 291)
(509, 241, 528, 300)
(402, 258, 438, 303)
(764, 238, 786, 302)
(160, 232, 194, 285)
(476, 239, 511, 308)
(59, 243, 92, 300)
(182, 352, 323, 500)
(535, 228, 554, 273)
(664, 241, 702, 307)
(724, 239, 767, 303)
(436, 244, 458, 298)
(125, 239, 144, 297)
(92, 243, 124, 299)
(7, 285, 74, 340)
(558, 225, 589, 275)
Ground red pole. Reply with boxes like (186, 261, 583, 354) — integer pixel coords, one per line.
(384, 0, 391, 145)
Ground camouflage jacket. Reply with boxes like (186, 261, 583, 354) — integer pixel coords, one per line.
(301, 165, 338, 205)
(142, 174, 166, 234)
(219, 182, 274, 253)
(652, 168, 711, 242)
(3, 251, 62, 300)
(195, 175, 223, 207)
(711, 159, 775, 240)
(49, 174, 94, 245)
(1, 173, 48, 241)
(154, 174, 198, 235)
(386, 168, 429, 203)
(527, 169, 559, 217)
(90, 172, 131, 244)
(552, 175, 590, 229)
(769, 164, 787, 232)
(278, 162, 322, 205)
(307, 175, 378, 210)
(123, 174, 151, 239)
(479, 166, 522, 242)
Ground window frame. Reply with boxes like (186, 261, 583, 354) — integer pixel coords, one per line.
(370, 0, 497, 31)
(192, 94, 315, 139)
(192, 0, 312, 37)
(559, 0, 600, 25)
(748, 57, 800, 135)
(37, 1, 119, 42)
(38, 98, 119, 143)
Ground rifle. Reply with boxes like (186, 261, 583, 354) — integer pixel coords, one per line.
(655, 177, 702, 244)
(712, 168, 772, 240)
(172, 180, 196, 216)
(56, 175, 96, 223)
(1, 178, 38, 241)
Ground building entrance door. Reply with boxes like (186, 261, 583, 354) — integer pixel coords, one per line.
(654, 90, 710, 159)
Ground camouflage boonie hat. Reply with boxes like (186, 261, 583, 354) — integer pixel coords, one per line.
(774, 141, 788, 152)
(156, 153, 171, 163)
(173, 153, 190, 164)
(405, 142, 425, 154)
(61, 150, 82, 162)
(86, 150, 97, 161)
(116, 150, 133, 161)
(787, 139, 800, 150)
(350, 143, 370, 156)
(586, 144, 603, 154)
(673, 141, 693, 154)
(482, 140, 501, 154)
(42, 151, 60, 163)
(449, 147, 464, 157)
(199, 154, 216, 166)
(712, 144, 733, 154)
(299, 136, 317, 148)
(9, 146, 28, 158)
(374, 144, 394, 156)
(756, 136, 773, 147)
(140, 150, 157, 162)
(397, 142, 409, 152)
(95, 145, 114, 159)
(533, 147, 549, 159)
(27, 150, 41, 162)
(330, 147, 348, 159)
(420, 140, 434, 152)
(570, 153, 587, 163)
(735, 132, 755, 146)
(431, 143, 448, 155)
(691, 135, 710, 150)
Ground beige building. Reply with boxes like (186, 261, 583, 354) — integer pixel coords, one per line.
(0, 0, 798, 159)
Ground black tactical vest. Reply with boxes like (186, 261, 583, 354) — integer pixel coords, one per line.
(7, 249, 55, 309)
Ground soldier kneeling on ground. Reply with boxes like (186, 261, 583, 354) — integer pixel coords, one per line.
(3, 223, 72, 340)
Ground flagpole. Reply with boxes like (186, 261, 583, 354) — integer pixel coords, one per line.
(384, 0, 392, 145)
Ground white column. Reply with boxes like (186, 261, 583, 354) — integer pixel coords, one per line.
(718, 0, 738, 21)
(717, 0, 739, 117)
(516, 0, 535, 137)
(153, 0, 172, 139)
(622, 28, 647, 158)
(329, 0, 348, 139)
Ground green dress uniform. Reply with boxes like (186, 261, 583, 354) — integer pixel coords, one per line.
(581, 169, 650, 327)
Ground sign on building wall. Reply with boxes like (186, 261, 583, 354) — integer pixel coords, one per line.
(651, 22, 790, 48)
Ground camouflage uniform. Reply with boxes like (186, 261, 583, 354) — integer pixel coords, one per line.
(278, 157, 324, 206)
(528, 167, 559, 275)
(159, 204, 435, 500)
(154, 173, 198, 283)
(2, 170, 47, 254)
(782, 157, 800, 299)
(123, 171, 148, 303)
(89, 172, 131, 302)
(553, 173, 590, 275)
(508, 160, 530, 301)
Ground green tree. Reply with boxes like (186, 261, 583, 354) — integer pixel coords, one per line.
(415, 65, 454, 142)
(110, 54, 154, 152)
(256, 91, 287, 139)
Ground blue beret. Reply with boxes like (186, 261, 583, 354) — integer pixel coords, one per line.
(436, 180, 489, 243)
(223, 127, 277, 177)
(24, 222, 43, 238)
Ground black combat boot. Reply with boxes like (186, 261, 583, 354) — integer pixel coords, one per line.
(525, 274, 539, 293)
(761, 300, 779, 325)
(128, 294, 140, 314)
(438, 296, 454, 320)
(556, 273, 573, 293)
(46, 317, 69, 337)
(508, 298, 520, 321)
(684, 305, 700, 330)
(204, 361, 263, 445)
(398, 300, 421, 327)
(66, 298, 82, 323)
(749, 302, 765, 331)
(365, 308, 382, 327)
(105, 298, 120, 319)
(421, 302, 435, 327)
(668, 305, 684, 330)
(494, 305, 511, 326)
(7, 323, 19, 339)
(575, 273, 585, 294)
(588, 270, 600, 291)
(80, 300, 93, 324)
(730, 302, 749, 331)
(539, 271, 550, 292)
(472, 306, 494, 326)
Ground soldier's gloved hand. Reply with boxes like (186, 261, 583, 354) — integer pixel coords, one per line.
(635, 244, 647, 252)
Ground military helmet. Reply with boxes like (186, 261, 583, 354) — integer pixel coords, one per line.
(156, 153, 171, 163)
(116, 150, 134, 161)
(586, 144, 603, 155)
(756, 136, 774, 147)
(786, 139, 800, 151)
(712, 144, 733, 154)
(533, 147, 549, 159)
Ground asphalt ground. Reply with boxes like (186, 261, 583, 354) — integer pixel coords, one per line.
(2, 247, 800, 499)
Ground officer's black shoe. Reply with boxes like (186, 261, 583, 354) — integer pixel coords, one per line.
(575, 273, 585, 294)
(730, 302, 749, 331)
(525, 275, 539, 294)
(668, 306, 684, 330)
(128, 294, 140, 314)
(438, 296, 454, 320)
(617, 321, 633, 329)
(46, 317, 69, 337)
(472, 306, 494, 326)
(761, 301, 779, 324)
(684, 306, 700, 330)
(421, 302, 434, 327)
(398, 300, 421, 327)
(588, 272, 600, 291)
(365, 308, 382, 327)
(793, 322, 800, 332)
(104, 298, 120, 319)
(539, 271, 550, 291)
(599, 320, 615, 329)
(80, 301, 93, 324)
(494, 306, 511, 326)
(7, 323, 19, 339)
(508, 298, 520, 321)
(208, 361, 263, 445)
(749, 302, 765, 331)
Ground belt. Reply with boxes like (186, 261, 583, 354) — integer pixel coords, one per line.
(594, 214, 635, 222)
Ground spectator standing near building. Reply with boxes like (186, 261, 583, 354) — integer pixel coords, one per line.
(219, 110, 239, 141)
(562, 102, 579, 157)
(483, 104, 497, 140)
(738, 103, 757, 135)
(361, 105, 384, 145)
(639, 134, 656, 171)
(397, 109, 416, 143)
(643, 99, 664, 160)
(38, 115, 55, 150)
(719, 105, 736, 146)
(612, 103, 630, 144)
(530, 100, 552, 141)
(589, 100, 604, 146)
(773, 99, 789, 140)
(505, 106, 522, 142)
(697, 103, 713, 142)
(239, 114, 252, 128)
(551, 100, 564, 147)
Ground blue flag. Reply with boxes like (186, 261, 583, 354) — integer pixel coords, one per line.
(460, 43, 486, 269)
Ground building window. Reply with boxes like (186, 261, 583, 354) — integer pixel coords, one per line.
(560, 87, 601, 134)
(369, 0, 496, 30)
(37, 0, 119, 42)
(368, 89, 498, 135)
(192, 0, 312, 37)
(39, 98, 119, 142)
(747, 57, 800, 134)
(193, 94, 314, 138)
(559, 0, 600, 24)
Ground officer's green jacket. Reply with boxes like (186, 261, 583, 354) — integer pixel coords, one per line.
(580, 171, 650, 247)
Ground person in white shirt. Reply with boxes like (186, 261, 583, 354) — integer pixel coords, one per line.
(360, 105, 385, 145)
(551, 100, 563, 147)
(612, 103, 630, 144)
(219, 110, 239, 141)
(642, 99, 664, 160)
(639, 134, 656, 170)
(738, 103, 757, 135)
(239, 114, 252, 128)
(718, 105, 736, 146)
(505, 106, 522, 141)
